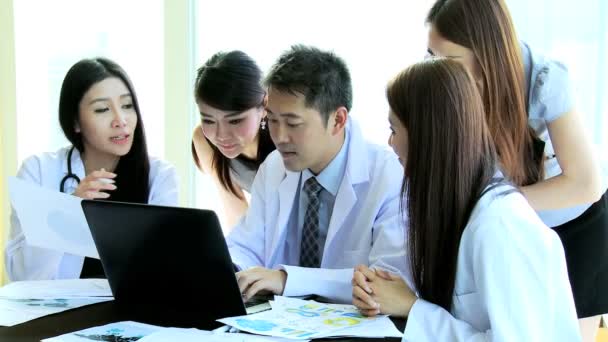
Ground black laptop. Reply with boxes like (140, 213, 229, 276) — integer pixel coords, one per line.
(81, 200, 247, 329)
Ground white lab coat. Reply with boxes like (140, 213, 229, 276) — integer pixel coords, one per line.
(5, 146, 179, 281)
(403, 185, 580, 341)
(227, 120, 408, 304)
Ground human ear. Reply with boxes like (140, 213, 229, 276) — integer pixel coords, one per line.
(331, 106, 348, 135)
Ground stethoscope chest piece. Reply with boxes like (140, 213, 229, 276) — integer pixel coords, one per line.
(59, 146, 81, 193)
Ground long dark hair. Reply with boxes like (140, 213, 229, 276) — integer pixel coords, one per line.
(387, 58, 499, 311)
(59, 58, 150, 203)
(427, 0, 544, 186)
(193, 50, 274, 199)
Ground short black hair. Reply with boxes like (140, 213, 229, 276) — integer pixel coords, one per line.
(264, 45, 352, 124)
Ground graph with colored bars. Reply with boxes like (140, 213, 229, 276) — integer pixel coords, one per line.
(218, 296, 386, 340)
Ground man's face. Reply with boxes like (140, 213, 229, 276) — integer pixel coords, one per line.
(266, 88, 334, 174)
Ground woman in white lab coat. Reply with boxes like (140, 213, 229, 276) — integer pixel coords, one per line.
(352, 59, 580, 341)
(5, 58, 178, 281)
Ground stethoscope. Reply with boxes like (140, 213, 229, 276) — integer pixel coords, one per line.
(59, 146, 81, 193)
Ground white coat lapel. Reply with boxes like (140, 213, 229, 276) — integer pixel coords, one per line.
(323, 120, 369, 258)
(323, 174, 357, 258)
(267, 171, 300, 263)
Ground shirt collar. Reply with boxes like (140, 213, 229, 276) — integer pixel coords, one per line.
(300, 128, 350, 197)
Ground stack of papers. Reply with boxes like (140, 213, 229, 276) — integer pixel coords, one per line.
(0, 279, 113, 326)
(43, 321, 302, 342)
(218, 296, 402, 339)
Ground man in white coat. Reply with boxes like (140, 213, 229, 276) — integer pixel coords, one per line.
(228, 45, 407, 304)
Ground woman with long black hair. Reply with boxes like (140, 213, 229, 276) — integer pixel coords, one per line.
(191, 51, 275, 228)
(6, 58, 178, 281)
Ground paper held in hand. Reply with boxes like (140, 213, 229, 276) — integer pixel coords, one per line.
(8, 177, 99, 259)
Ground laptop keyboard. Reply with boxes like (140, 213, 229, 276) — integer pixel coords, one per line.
(244, 294, 273, 314)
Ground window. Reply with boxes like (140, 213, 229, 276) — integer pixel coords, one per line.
(14, 0, 165, 165)
(193, 1, 607, 231)
(508, 0, 608, 150)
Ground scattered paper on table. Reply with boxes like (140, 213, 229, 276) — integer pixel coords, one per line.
(0, 279, 113, 326)
(140, 327, 304, 342)
(0, 296, 112, 327)
(42, 321, 161, 342)
(218, 296, 402, 339)
(44, 322, 305, 342)
(0, 279, 111, 299)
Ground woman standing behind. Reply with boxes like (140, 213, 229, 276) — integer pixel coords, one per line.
(352, 58, 580, 341)
(424, 0, 607, 339)
(191, 51, 274, 228)
(5, 58, 178, 281)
